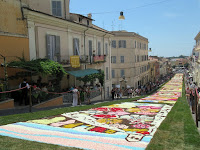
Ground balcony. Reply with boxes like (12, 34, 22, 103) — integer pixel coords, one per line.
(56, 55, 106, 67)
(92, 55, 106, 63)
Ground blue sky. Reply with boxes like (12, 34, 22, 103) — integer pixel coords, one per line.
(70, 0, 200, 57)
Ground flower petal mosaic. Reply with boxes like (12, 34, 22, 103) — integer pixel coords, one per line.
(0, 74, 183, 150)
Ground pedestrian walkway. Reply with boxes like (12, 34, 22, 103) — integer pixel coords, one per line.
(0, 74, 184, 150)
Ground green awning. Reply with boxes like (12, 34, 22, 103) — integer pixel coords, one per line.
(66, 69, 99, 77)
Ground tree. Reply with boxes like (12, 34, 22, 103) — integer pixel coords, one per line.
(77, 70, 104, 86)
(8, 58, 66, 76)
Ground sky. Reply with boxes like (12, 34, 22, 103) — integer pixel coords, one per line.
(70, 0, 200, 57)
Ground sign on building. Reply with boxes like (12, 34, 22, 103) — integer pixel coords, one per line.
(70, 56, 80, 68)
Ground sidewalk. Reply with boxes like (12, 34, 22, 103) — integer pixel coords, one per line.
(0, 92, 130, 116)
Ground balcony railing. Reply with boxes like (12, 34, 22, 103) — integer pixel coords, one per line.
(56, 55, 106, 66)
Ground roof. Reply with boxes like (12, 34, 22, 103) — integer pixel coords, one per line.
(22, 7, 112, 35)
(66, 69, 99, 77)
(70, 13, 94, 21)
(111, 31, 148, 41)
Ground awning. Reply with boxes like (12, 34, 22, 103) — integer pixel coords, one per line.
(66, 69, 99, 77)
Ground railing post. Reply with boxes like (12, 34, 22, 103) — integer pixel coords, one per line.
(29, 87, 32, 112)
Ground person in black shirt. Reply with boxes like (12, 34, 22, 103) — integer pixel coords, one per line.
(19, 78, 30, 105)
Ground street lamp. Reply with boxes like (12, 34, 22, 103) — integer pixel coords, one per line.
(119, 11, 125, 20)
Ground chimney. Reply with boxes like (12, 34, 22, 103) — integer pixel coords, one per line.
(87, 13, 92, 19)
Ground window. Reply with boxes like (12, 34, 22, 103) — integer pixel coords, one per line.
(119, 40, 126, 48)
(105, 43, 108, 55)
(106, 67, 109, 80)
(87, 20, 89, 26)
(52, 0, 62, 17)
(120, 69, 125, 77)
(79, 17, 82, 22)
(112, 70, 115, 78)
(111, 56, 116, 63)
(112, 40, 116, 48)
(120, 56, 124, 63)
(98, 42, 101, 55)
(135, 40, 137, 48)
(46, 34, 60, 62)
(73, 38, 80, 55)
(137, 55, 139, 62)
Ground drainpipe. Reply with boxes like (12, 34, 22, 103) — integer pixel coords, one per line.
(103, 34, 106, 100)
(84, 28, 89, 69)
(19, 0, 25, 20)
(0, 54, 7, 90)
(64, 0, 67, 19)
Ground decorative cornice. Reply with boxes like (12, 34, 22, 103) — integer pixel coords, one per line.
(23, 8, 113, 37)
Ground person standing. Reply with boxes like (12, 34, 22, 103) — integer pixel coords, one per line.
(19, 78, 30, 105)
(111, 88, 115, 100)
(86, 86, 91, 104)
(72, 87, 79, 106)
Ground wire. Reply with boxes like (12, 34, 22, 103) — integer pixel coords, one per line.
(87, 0, 173, 15)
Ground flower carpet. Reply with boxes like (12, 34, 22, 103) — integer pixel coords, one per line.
(0, 74, 183, 150)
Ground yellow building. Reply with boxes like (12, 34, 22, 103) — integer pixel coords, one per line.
(0, 0, 29, 63)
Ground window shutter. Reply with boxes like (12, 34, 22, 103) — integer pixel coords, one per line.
(55, 36, 60, 62)
(57, 1, 61, 17)
(124, 40, 126, 48)
(76, 39, 80, 55)
(89, 40, 92, 56)
(46, 34, 51, 59)
(52, 1, 56, 16)
(119, 41, 121, 48)
(98, 42, 101, 55)
(105, 43, 108, 55)
(73, 38, 76, 55)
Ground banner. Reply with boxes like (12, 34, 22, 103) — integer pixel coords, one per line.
(70, 56, 80, 68)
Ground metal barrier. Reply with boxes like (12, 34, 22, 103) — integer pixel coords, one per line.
(62, 89, 101, 103)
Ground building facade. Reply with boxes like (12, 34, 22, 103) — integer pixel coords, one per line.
(1, 0, 113, 98)
(111, 31, 150, 89)
(191, 32, 200, 86)
(0, 0, 29, 63)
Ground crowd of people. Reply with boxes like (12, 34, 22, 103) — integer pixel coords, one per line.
(16, 73, 174, 107)
(111, 74, 174, 100)
(185, 69, 200, 114)
(69, 84, 101, 106)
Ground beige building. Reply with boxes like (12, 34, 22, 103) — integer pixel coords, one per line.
(21, 0, 113, 97)
(191, 32, 200, 86)
(111, 31, 150, 89)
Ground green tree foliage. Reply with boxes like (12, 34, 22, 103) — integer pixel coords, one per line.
(8, 59, 66, 76)
(77, 70, 104, 86)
